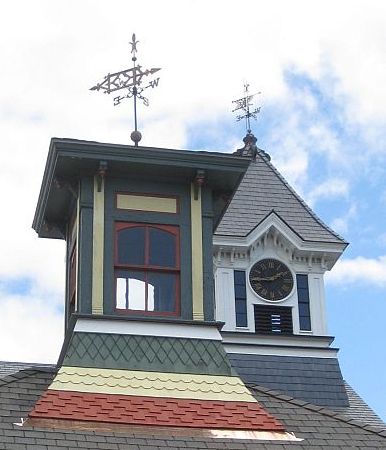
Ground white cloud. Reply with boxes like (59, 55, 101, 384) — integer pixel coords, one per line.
(0, 0, 385, 364)
(330, 203, 357, 234)
(307, 178, 350, 207)
(0, 291, 63, 363)
(327, 255, 386, 287)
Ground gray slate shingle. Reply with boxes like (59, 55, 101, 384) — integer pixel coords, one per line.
(0, 362, 55, 380)
(228, 353, 349, 408)
(0, 365, 385, 449)
(335, 382, 386, 430)
(215, 152, 346, 244)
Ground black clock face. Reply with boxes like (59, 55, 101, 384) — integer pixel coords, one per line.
(249, 258, 294, 301)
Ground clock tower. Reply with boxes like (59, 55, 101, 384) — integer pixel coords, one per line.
(213, 132, 350, 407)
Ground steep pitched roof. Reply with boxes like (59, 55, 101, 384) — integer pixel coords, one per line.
(215, 151, 347, 244)
(337, 382, 386, 430)
(1, 365, 386, 448)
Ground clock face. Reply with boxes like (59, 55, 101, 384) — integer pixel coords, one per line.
(249, 258, 294, 301)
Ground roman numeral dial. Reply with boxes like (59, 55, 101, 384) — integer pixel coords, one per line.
(249, 258, 294, 301)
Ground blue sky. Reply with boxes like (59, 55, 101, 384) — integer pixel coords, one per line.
(190, 69, 386, 420)
(0, 0, 385, 423)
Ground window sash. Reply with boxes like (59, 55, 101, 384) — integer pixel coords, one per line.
(115, 223, 180, 270)
(296, 274, 311, 331)
(234, 270, 248, 327)
(114, 223, 180, 315)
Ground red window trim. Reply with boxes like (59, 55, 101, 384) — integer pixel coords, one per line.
(114, 222, 180, 317)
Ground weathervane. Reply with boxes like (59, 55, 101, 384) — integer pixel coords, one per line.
(232, 83, 261, 134)
(90, 34, 161, 146)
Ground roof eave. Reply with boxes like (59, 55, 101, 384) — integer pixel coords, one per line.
(33, 138, 250, 239)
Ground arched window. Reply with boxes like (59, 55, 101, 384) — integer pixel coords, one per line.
(114, 223, 180, 315)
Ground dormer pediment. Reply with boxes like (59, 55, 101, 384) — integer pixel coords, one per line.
(214, 211, 346, 270)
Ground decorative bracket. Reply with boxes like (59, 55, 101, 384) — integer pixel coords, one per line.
(53, 178, 78, 199)
(96, 161, 108, 192)
(193, 170, 205, 200)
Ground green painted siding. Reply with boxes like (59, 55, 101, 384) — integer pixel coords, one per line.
(77, 178, 94, 315)
(63, 332, 233, 376)
(202, 187, 215, 321)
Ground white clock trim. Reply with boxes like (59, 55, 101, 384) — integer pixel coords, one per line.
(247, 257, 296, 304)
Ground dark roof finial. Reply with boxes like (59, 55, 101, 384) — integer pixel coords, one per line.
(234, 131, 258, 158)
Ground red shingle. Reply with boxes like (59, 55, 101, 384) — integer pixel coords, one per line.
(29, 390, 285, 431)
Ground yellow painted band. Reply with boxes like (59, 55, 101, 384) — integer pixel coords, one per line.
(92, 176, 104, 314)
(191, 183, 204, 320)
(117, 194, 177, 214)
(50, 367, 256, 403)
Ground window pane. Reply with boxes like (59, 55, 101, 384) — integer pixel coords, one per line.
(116, 277, 127, 309)
(235, 299, 247, 314)
(117, 227, 145, 265)
(300, 316, 311, 331)
(116, 270, 146, 310)
(234, 270, 246, 285)
(234, 284, 247, 299)
(234, 270, 248, 327)
(236, 313, 247, 327)
(149, 228, 176, 267)
(147, 272, 176, 312)
(298, 303, 310, 316)
(296, 274, 309, 289)
(298, 288, 309, 303)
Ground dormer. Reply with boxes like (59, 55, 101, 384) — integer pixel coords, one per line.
(32, 138, 249, 330)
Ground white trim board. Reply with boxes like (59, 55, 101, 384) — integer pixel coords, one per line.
(224, 344, 338, 358)
(74, 318, 223, 341)
(221, 333, 333, 348)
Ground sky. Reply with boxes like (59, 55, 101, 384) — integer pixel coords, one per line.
(0, 0, 385, 422)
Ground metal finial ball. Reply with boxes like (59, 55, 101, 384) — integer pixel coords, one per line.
(131, 130, 142, 145)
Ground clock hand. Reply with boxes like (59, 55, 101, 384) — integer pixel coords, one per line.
(271, 271, 288, 280)
(251, 276, 275, 282)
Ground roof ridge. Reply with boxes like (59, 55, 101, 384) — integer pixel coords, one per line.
(248, 383, 386, 438)
(256, 151, 347, 243)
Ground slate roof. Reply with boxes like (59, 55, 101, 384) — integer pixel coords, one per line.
(1, 365, 386, 449)
(215, 152, 347, 244)
(338, 382, 386, 430)
(0, 361, 54, 379)
(228, 353, 349, 408)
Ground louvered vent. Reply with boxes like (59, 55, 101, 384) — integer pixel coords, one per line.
(254, 305, 293, 335)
